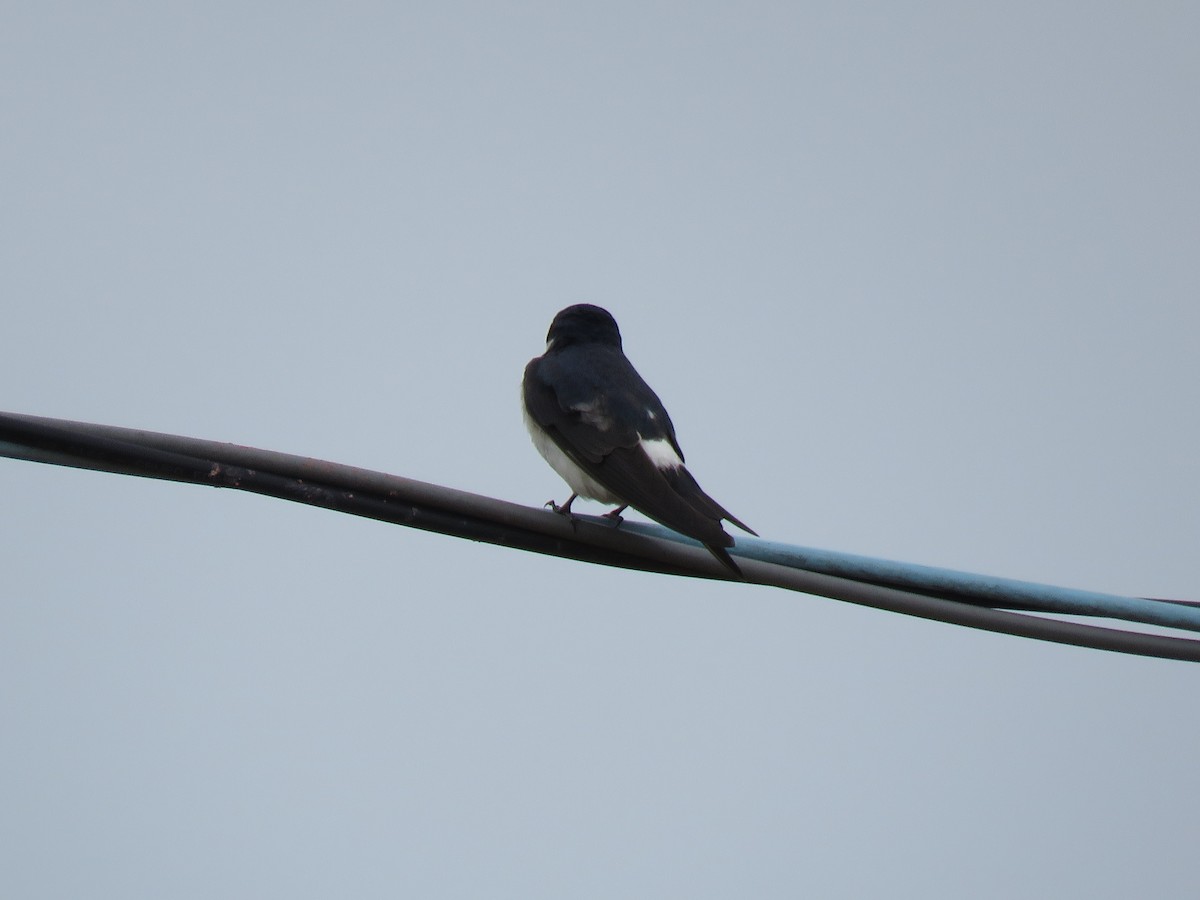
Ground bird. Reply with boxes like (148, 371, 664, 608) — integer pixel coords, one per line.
(522, 304, 756, 576)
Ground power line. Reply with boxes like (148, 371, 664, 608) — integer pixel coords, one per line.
(2, 410, 1197, 663)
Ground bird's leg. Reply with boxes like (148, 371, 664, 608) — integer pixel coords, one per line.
(545, 493, 579, 517)
(602, 504, 628, 527)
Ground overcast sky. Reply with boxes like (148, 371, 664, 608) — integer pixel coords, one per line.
(2, 3, 1198, 897)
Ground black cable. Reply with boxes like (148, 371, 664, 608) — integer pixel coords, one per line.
(0, 413, 696, 578)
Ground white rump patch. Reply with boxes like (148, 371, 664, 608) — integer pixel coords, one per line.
(640, 437, 683, 469)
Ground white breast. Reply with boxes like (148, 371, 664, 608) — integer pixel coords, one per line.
(522, 403, 622, 504)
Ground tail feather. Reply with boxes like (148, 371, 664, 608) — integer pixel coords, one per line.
(706, 543, 745, 578)
(722, 512, 757, 537)
(663, 466, 756, 537)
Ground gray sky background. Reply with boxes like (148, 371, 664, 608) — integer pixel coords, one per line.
(2, 3, 1198, 897)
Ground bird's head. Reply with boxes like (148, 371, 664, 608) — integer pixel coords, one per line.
(545, 304, 622, 351)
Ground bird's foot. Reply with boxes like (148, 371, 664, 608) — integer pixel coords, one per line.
(601, 505, 628, 528)
(545, 494, 580, 529)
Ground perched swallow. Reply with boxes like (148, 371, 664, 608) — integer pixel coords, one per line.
(522, 304, 756, 576)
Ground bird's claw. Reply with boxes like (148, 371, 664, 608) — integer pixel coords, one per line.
(545, 497, 579, 530)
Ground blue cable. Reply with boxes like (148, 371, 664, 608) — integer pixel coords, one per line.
(618, 522, 1200, 633)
